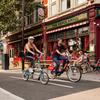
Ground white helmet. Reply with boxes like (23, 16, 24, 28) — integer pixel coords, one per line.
(28, 36, 35, 41)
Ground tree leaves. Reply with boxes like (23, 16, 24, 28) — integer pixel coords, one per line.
(0, 0, 39, 33)
(0, 0, 19, 32)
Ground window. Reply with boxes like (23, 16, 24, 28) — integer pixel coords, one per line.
(49, 0, 57, 16)
(67, 0, 70, 8)
(51, 0, 56, 2)
(51, 3, 56, 16)
(61, 0, 71, 11)
(61, 0, 66, 11)
(77, 0, 87, 5)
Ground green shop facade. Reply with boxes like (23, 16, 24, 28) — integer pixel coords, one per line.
(8, 4, 100, 65)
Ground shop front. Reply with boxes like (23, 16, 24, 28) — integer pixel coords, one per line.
(46, 10, 90, 55)
(7, 4, 100, 70)
(46, 5, 100, 60)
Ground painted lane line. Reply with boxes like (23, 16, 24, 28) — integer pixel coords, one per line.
(10, 76, 73, 89)
(49, 79, 72, 83)
(48, 82, 73, 88)
(0, 87, 24, 100)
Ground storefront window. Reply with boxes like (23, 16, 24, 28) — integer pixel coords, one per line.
(83, 26, 89, 32)
(48, 32, 64, 41)
(66, 29, 76, 38)
(78, 27, 83, 34)
(78, 26, 89, 36)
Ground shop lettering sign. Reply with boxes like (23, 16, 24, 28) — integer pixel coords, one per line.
(47, 13, 88, 31)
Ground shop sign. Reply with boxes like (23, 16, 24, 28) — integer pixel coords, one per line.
(47, 13, 88, 31)
(96, 8, 100, 17)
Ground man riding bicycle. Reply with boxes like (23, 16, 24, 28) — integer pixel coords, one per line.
(52, 38, 69, 77)
(24, 36, 43, 73)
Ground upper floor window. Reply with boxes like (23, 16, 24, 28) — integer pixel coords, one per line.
(61, 0, 71, 11)
(77, 0, 87, 5)
(49, 0, 57, 16)
(51, 3, 56, 16)
(51, 0, 56, 2)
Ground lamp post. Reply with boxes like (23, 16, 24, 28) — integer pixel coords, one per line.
(39, 5, 47, 61)
(36, 3, 47, 61)
(22, 0, 25, 71)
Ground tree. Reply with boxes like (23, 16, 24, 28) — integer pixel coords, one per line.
(0, 0, 36, 33)
(0, 0, 20, 32)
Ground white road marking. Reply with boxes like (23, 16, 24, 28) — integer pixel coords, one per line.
(48, 82, 73, 88)
(10, 76, 73, 89)
(49, 78, 72, 83)
(0, 87, 24, 100)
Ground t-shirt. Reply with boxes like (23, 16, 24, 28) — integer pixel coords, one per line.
(53, 44, 66, 57)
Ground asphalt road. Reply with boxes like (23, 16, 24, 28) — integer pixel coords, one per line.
(0, 72, 100, 100)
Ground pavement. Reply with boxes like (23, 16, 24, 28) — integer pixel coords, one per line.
(0, 69, 100, 100)
(49, 88, 100, 100)
(0, 87, 24, 100)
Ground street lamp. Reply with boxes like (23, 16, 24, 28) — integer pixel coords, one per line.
(21, 0, 25, 71)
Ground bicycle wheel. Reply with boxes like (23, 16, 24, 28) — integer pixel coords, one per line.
(40, 71, 49, 85)
(23, 70, 29, 81)
(81, 63, 93, 74)
(81, 63, 88, 74)
(67, 65, 82, 82)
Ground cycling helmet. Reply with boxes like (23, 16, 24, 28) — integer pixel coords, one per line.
(28, 36, 35, 40)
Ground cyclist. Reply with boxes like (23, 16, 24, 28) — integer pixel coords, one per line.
(73, 50, 86, 66)
(52, 38, 69, 77)
(24, 36, 43, 73)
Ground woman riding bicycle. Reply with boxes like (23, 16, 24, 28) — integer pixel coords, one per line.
(52, 38, 69, 78)
(24, 36, 43, 73)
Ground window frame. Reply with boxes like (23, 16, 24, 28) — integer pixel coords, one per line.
(60, 0, 71, 12)
(50, 0, 57, 16)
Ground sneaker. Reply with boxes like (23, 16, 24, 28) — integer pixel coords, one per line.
(29, 68, 33, 73)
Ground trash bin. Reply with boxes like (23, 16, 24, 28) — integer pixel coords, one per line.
(2, 54, 9, 70)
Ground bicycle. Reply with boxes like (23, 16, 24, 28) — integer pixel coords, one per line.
(72, 52, 93, 74)
(48, 58, 82, 82)
(80, 59, 93, 74)
(23, 55, 49, 85)
(90, 58, 100, 73)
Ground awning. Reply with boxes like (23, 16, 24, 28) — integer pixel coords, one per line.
(46, 21, 89, 34)
(8, 21, 89, 44)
